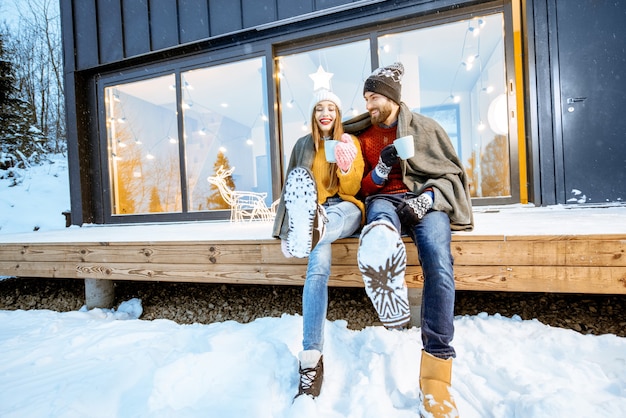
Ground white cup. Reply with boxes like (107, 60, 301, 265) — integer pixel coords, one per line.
(324, 140, 337, 163)
(394, 135, 415, 159)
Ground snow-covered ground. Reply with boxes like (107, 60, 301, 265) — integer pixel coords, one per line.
(1, 155, 625, 417)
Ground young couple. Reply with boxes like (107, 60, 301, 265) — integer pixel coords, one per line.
(272, 62, 474, 417)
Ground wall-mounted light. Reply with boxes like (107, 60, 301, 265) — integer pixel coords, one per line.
(488, 93, 508, 135)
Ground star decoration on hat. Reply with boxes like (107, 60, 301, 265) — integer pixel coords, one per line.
(309, 65, 334, 91)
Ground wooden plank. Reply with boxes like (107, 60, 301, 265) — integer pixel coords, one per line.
(0, 261, 78, 279)
(449, 266, 626, 294)
(3, 260, 625, 294)
(0, 243, 269, 265)
(450, 239, 626, 267)
(73, 262, 364, 287)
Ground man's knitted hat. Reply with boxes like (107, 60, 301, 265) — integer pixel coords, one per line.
(363, 62, 404, 105)
(310, 89, 342, 114)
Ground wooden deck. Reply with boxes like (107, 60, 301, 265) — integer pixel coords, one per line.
(1, 205, 625, 295)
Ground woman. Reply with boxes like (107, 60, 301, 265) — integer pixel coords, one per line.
(272, 89, 364, 399)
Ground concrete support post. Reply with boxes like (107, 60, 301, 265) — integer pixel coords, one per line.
(408, 287, 423, 328)
(84, 279, 115, 309)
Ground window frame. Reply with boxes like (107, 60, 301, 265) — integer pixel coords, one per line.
(95, 0, 520, 224)
(96, 47, 276, 223)
(273, 1, 520, 205)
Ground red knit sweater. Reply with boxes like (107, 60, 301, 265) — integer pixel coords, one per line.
(359, 124, 410, 197)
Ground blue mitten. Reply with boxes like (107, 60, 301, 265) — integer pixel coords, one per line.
(396, 191, 434, 227)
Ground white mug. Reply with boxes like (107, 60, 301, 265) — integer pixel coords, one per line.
(324, 140, 338, 163)
(394, 135, 415, 159)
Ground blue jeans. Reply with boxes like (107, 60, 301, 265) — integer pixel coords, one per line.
(302, 197, 362, 352)
(365, 194, 456, 359)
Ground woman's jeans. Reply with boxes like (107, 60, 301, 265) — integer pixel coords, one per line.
(365, 194, 456, 359)
(302, 198, 361, 352)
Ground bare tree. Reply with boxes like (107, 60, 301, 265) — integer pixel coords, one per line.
(4, 0, 65, 154)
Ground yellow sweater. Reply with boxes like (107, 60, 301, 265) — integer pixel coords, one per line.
(273, 134, 365, 239)
(312, 138, 365, 217)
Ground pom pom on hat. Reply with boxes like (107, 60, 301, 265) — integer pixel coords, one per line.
(363, 62, 404, 105)
(310, 89, 342, 114)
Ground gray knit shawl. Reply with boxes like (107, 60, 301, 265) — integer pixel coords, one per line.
(343, 103, 474, 231)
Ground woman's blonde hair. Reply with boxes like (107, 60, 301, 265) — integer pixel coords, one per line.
(310, 104, 344, 190)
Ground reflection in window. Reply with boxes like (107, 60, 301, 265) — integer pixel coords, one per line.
(378, 13, 511, 198)
(105, 74, 182, 215)
(277, 41, 371, 169)
(104, 58, 272, 217)
(182, 58, 272, 211)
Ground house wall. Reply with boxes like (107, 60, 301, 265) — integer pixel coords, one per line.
(59, 0, 626, 226)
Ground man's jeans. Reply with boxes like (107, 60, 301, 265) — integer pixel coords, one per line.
(302, 197, 361, 352)
(365, 194, 456, 359)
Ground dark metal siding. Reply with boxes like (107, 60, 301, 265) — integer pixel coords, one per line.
(149, 0, 179, 50)
(179, 0, 211, 44)
(242, 0, 278, 27)
(72, 1, 99, 69)
(277, 0, 314, 19)
(122, 0, 151, 57)
(66, 0, 364, 69)
(208, 0, 242, 35)
(97, 0, 124, 63)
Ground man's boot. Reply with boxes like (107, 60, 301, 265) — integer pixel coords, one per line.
(419, 350, 459, 417)
(357, 220, 410, 329)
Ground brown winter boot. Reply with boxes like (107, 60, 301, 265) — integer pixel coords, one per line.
(296, 349, 324, 398)
(419, 350, 459, 418)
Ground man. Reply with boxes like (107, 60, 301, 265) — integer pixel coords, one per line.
(343, 62, 473, 417)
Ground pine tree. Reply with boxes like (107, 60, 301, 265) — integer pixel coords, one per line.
(0, 33, 47, 173)
(481, 135, 510, 197)
(149, 185, 163, 212)
(206, 151, 236, 210)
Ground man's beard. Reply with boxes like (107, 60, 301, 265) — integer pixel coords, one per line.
(370, 103, 393, 125)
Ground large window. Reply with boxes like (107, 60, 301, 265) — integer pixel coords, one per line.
(104, 57, 271, 217)
(181, 60, 272, 211)
(277, 12, 514, 200)
(105, 74, 182, 215)
(377, 13, 513, 199)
